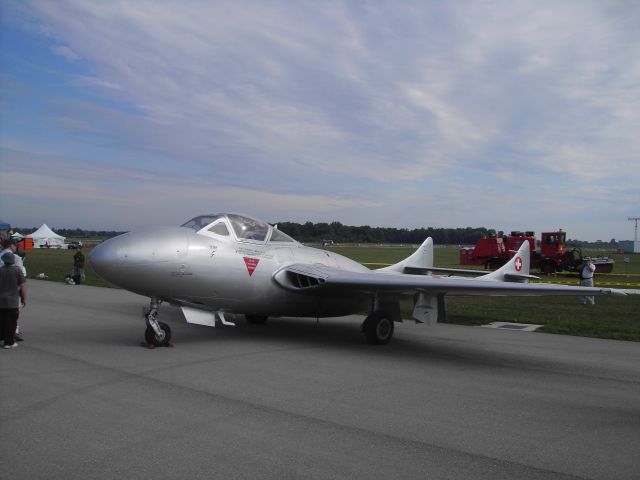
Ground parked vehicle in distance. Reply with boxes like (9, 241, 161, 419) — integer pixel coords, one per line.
(460, 229, 615, 274)
(67, 241, 83, 249)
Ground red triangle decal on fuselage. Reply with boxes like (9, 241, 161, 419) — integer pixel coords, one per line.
(243, 257, 260, 276)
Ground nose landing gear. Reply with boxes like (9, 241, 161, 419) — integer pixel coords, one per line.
(143, 298, 172, 347)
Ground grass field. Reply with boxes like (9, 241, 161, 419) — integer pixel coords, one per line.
(20, 243, 640, 341)
(23, 246, 116, 288)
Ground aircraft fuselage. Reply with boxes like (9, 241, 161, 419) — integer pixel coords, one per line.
(90, 225, 368, 318)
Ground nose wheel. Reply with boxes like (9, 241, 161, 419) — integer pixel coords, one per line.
(143, 298, 172, 347)
(145, 322, 172, 347)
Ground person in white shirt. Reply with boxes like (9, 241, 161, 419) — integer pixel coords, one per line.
(0, 238, 25, 275)
(580, 259, 596, 305)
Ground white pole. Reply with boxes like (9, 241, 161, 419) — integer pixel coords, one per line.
(630, 217, 640, 243)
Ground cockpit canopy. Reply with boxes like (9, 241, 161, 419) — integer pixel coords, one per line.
(181, 213, 296, 244)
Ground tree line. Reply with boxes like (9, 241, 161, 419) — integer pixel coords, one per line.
(275, 221, 491, 244)
(14, 223, 491, 244)
(13, 223, 613, 246)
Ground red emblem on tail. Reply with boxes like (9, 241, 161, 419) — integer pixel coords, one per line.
(514, 256, 523, 272)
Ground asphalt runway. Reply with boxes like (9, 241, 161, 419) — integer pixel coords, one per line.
(2, 281, 639, 480)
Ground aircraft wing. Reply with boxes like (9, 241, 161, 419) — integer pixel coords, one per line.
(274, 264, 626, 297)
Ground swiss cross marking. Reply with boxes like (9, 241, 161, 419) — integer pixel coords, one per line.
(514, 256, 523, 272)
(243, 257, 260, 276)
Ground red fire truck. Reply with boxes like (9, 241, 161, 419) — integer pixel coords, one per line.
(460, 229, 614, 274)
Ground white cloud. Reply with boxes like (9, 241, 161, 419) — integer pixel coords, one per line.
(51, 45, 79, 62)
(2, 1, 639, 239)
(0, 147, 379, 229)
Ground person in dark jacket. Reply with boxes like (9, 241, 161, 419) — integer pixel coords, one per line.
(71, 245, 85, 284)
(0, 252, 26, 348)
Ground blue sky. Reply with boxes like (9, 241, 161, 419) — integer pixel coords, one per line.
(1, 1, 638, 241)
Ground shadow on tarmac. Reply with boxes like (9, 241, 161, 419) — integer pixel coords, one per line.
(98, 304, 578, 377)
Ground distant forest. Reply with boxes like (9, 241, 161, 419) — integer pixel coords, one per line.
(15, 223, 490, 244)
(274, 222, 491, 244)
(13, 223, 613, 246)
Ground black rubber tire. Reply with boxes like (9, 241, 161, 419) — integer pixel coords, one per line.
(363, 311, 394, 345)
(145, 321, 172, 346)
(245, 315, 268, 324)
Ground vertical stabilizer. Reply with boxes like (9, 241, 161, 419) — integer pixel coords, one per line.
(478, 240, 533, 282)
(377, 237, 434, 273)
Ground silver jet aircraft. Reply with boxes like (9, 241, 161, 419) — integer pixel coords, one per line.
(89, 213, 625, 346)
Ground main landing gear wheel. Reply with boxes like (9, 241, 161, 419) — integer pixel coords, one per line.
(363, 311, 394, 345)
(245, 315, 268, 324)
(144, 321, 172, 347)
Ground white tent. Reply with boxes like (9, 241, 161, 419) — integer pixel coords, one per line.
(27, 224, 66, 248)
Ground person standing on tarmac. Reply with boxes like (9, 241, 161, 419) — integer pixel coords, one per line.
(580, 259, 596, 305)
(1, 238, 25, 275)
(0, 252, 26, 348)
(72, 244, 85, 284)
(1, 238, 26, 341)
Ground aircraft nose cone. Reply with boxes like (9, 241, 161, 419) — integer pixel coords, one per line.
(89, 227, 190, 290)
(89, 234, 129, 283)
